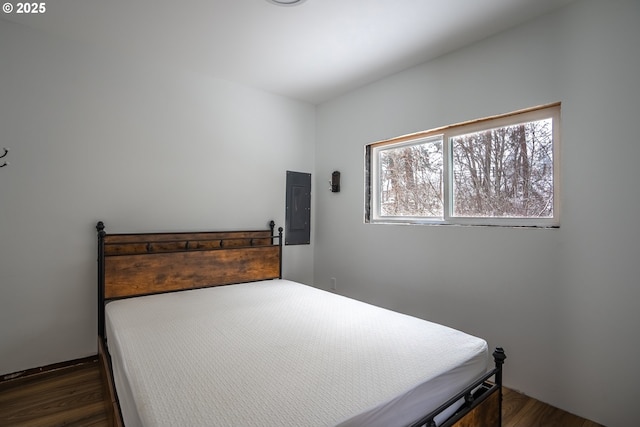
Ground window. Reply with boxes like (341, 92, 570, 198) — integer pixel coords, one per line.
(365, 103, 560, 227)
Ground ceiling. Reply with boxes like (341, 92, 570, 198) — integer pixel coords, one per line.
(3, 0, 574, 104)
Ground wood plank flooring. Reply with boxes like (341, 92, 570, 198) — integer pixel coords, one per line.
(502, 387, 604, 427)
(0, 358, 108, 427)
(0, 358, 605, 427)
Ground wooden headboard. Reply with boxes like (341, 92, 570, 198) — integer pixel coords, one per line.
(97, 220, 283, 338)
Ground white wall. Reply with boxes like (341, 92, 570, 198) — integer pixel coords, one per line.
(315, 1, 640, 426)
(0, 19, 315, 376)
(2, 1, 639, 425)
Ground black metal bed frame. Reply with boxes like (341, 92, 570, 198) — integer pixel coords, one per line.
(96, 220, 505, 427)
(411, 347, 506, 427)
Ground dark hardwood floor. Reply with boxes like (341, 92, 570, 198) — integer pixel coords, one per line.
(0, 359, 108, 427)
(502, 387, 603, 427)
(0, 359, 604, 427)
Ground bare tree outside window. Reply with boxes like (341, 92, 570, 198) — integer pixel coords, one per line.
(379, 138, 443, 217)
(451, 119, 553, 218)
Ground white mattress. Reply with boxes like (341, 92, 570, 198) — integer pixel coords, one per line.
(105, 279, 488, 427)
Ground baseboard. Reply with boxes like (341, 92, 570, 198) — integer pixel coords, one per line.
(0, 355, 98, 384)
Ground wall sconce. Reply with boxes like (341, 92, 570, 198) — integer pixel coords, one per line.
(330, 171, 340, 192)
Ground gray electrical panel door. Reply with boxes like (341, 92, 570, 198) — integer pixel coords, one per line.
(285, 171, 311, 245)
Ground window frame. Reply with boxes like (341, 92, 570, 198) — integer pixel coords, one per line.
(365, 103, 561, 227)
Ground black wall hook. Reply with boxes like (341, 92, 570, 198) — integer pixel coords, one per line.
(0, 148, 7, 167)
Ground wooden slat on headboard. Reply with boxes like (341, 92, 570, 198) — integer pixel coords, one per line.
(104, 245, 281, 298)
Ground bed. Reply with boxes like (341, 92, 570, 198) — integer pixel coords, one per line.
(96, 220, 506, 427)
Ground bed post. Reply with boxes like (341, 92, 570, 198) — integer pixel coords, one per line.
(96, 221, 106, 339)
(278, 226, 283, 279)
(269, 220, 275, 244)
(493, 347, 507, 427)
(268, 220, 283, 279)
